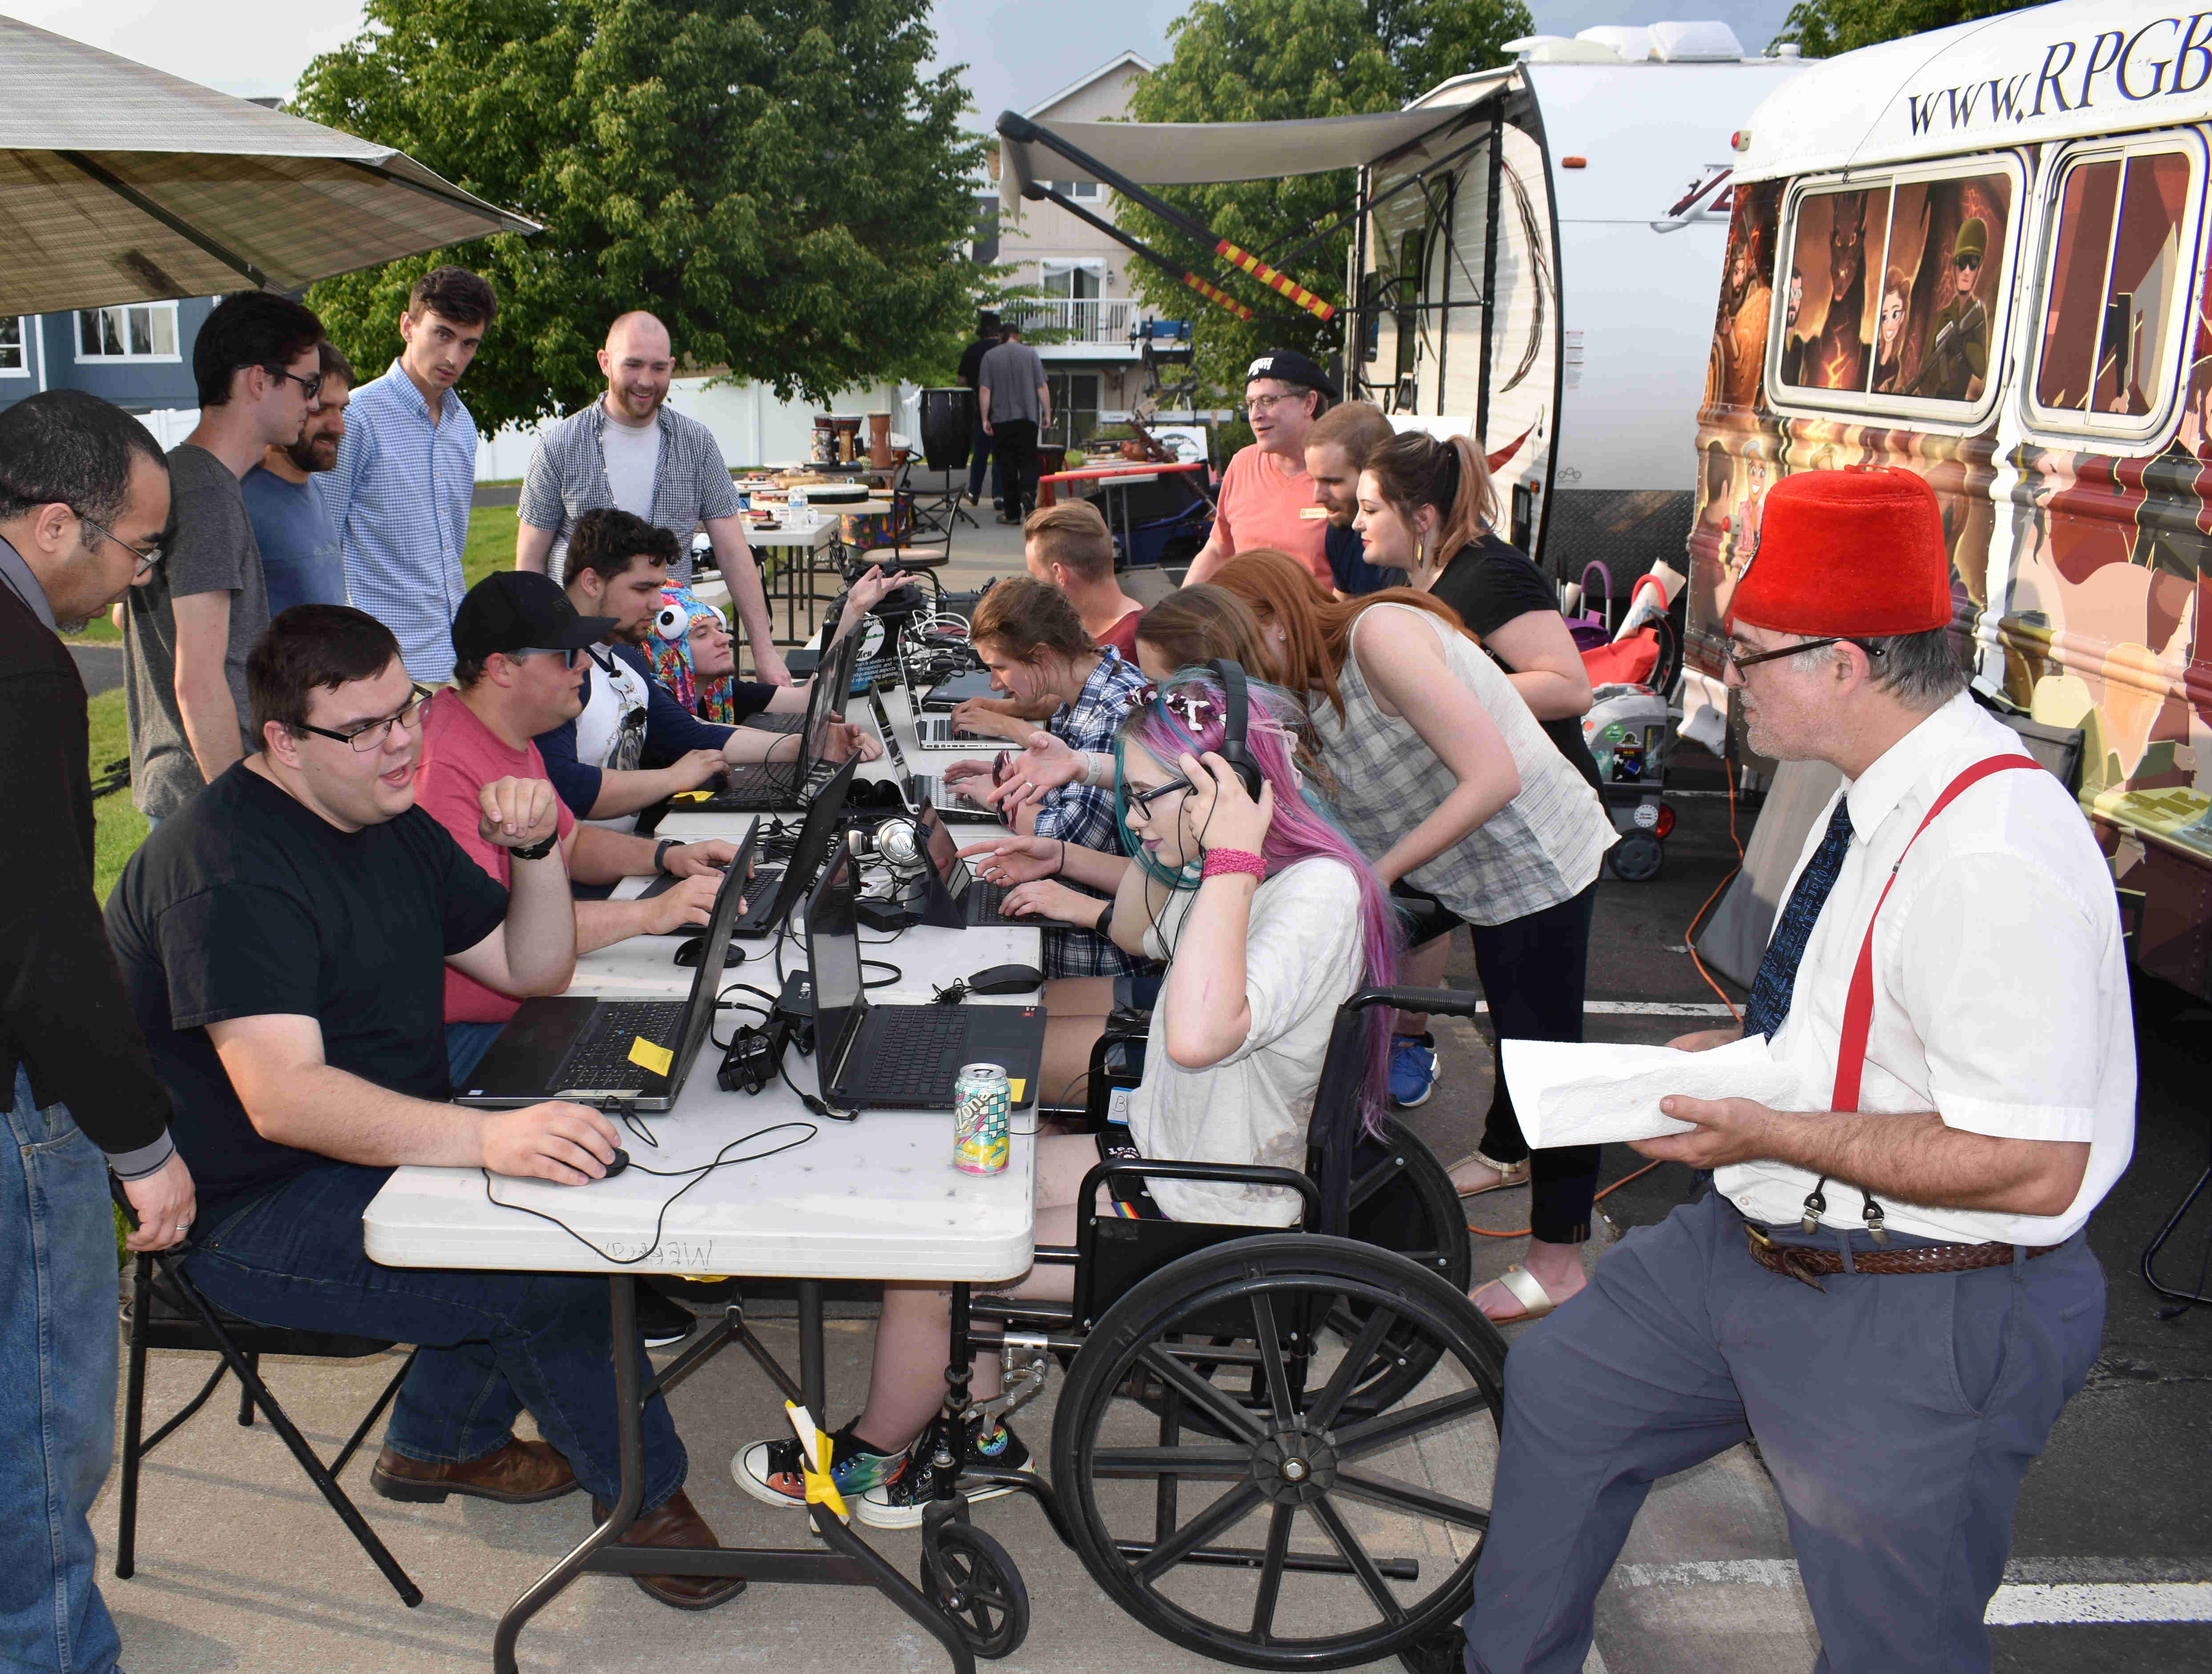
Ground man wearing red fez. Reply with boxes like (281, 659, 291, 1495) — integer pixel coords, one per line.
(1461, 469, 2131, 1674)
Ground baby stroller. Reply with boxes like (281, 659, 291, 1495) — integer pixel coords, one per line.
(1567, 565, 1684, 883)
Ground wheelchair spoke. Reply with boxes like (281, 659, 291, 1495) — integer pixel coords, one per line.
(1332, 1387, 1494, 1461)
(1308, 1491, 1408, 1625)
(1331, 1467, 1490, 1531)
(1250, 1503, 1296, 1644)
(1131, 1482, 1263, 1582)
(1248, 1293, 1300, 1418)
(1135, 1344, 1268, 1442)
(1093, 1444, 1249, 1481)
(1307, 1303, 1398, 1430)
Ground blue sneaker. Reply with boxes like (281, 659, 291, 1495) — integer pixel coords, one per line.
(1389, 1033, 1440, 1108)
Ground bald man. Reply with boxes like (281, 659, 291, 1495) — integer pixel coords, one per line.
(517, 312, 788, 684)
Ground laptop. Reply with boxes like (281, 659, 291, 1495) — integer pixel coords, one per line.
(455, 856, 747, 1109)
(867, 686, 999, 823)
(688, 628, 862, 812)
(902, 797, 1041, 929)
(919, 668, 998, 712)
(803, 837, 1046, 1111)
(635, 756, 858, 941)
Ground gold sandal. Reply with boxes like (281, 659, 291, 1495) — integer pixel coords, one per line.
(1477, 1265, 1563, 1324)
(1448, 1149, 1531, 1203)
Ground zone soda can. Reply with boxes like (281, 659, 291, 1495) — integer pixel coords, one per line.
(952, 1063, 1011, 1175)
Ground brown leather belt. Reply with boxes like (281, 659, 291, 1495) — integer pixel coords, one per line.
(1745, 1222, 2060, 1290)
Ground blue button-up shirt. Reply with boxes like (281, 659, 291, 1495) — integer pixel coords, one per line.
(331, 361, 476, 683)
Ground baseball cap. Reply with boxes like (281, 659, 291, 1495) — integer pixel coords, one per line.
(451, 570, 616, 664)
(1244, 350, 1340, 400)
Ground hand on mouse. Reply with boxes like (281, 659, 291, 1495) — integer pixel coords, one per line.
(479, 1102, 621, 1185)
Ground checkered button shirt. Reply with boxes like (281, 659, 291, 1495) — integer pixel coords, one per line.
(331, 363, 476, 685)
(518, 401, 742, 585)
(1033, 649, 1151, 978)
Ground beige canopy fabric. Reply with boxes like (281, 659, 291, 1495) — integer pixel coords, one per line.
(997, 79, 1512, 221)
(0, 16, 537, 316)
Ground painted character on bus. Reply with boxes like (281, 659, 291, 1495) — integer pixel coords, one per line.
(2133, 353, 2212, 582)
(1736, 438, 1768, 563)
(1912, 219, 1989, 401)
(1715, 226, 1772, 410)
(1871, 270, 1911, 396)
(1812, 191, 1869, 391)
(1779, 267, 1809, 386)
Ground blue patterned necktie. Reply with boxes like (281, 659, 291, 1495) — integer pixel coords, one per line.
(1743, 796, 1856, 1039)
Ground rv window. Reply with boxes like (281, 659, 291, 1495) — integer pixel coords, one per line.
(1395, 230, 1425, 381)
(2031, 146, 2196, 431)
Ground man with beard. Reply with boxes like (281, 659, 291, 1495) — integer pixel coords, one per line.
(242, 341, 355, 616)
(537, 508, 883, 831)
(1714, 232, 1772, 411)
(517, 311, 789, 684)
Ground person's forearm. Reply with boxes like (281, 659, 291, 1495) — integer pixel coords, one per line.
(588, 764, 702, 819)
(1104, 852, 1166, 957)
(978, 388, 993, 424)
(1756, 1110, 2091, 1219)
(1161, 874, 1256, 1067)
(1506, 667, 1595, 721)
(569, 824, 658, 886)
(574, 897, 662, 955)
(1372, 770, 1518, 886)
(516, 521, 556, 576)
(176, 670, 246, 782)
(496, 850, 577, 995)
(244, 1061, 489, 1166)
(724, 728, 800, 766)
(1055, 840, 1129, 894)
(1182, 537, 1232, 586)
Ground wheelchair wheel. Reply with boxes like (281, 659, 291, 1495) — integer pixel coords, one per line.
(1053, 1234, 1506, 1670)
(920, 1518, 1029, 1659)
(1332, 1118, 1475, 1417)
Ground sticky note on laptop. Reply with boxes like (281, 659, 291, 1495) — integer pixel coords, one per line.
(628, 1037, 674, 1077)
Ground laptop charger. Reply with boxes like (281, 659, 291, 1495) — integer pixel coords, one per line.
(856, 896, 919, 932)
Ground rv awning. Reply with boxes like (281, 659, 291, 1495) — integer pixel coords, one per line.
(0, 17, 539, 316)
(998, 81, 1512, 220)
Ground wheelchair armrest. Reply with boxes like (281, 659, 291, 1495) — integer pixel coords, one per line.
(1341, 985, 1484, 1023)
(1078, 1160, 1321, 1225)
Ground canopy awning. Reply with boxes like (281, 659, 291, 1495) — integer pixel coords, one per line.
(0, 16, 539, 316)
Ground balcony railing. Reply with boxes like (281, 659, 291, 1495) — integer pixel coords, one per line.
(1007, 297, 1134, 344)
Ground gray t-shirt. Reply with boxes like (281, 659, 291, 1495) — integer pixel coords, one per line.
(977, 340, 1047, 427)
(125, 443, 268, 818)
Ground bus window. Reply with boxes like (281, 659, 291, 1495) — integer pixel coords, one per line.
(2030, 142, 2200, 435)
(1781, 185, 1887, 393)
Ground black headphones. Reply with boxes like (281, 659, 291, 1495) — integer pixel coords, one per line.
(1205, 658, 1264, 800)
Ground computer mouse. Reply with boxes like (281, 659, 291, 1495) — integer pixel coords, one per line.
(968, 963, 1045, 995)
(673, 936, 709, 967)
(601, 1148, 631, 1179)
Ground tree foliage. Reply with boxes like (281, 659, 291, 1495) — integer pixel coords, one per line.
(292, 0, 989, 433)
(1114, 0, 1532, 403)
(1776, 0, 2040, 59)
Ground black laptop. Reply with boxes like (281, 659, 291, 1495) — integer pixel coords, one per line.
(867, 685, 999, 823)
(454, 856, 747, 1109)
(903, 797, 1052, 929)
(688, 628, 862, 812)
(803, 837, 1046, 1111)
(635, 755, 858, 942)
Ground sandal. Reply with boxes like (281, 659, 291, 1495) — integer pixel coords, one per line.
(1448, 1149, 1531, 1203)
(1476, 1265, 1563, 1324)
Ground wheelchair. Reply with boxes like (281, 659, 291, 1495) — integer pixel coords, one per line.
(896, 986, 1508, 1672)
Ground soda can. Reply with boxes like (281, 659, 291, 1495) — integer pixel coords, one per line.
(952, 1063, 1011, 1176)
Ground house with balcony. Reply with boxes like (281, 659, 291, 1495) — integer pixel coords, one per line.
(0, 299, 217, 443)
(989, 51, 1162, 450)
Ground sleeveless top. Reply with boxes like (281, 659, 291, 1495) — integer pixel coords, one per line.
(1311, 603, 1613, 926)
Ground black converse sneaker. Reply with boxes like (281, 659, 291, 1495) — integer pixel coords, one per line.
(855, 1421, 1033, 1529)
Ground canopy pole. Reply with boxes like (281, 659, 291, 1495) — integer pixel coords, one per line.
(1027, 184, 1290, 326)
(57, 151, 268, 288)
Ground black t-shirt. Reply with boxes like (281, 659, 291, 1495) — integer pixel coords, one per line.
(1428, 534, 1604, 790)
(105, 762, 510, 1223)
(1324, 521, 1405, 596)
(956, 337, 994, 391)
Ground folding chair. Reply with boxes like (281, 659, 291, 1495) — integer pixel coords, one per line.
(116, 1249, 424, 1607)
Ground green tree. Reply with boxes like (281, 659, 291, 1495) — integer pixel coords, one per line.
(1112, 0, 1531, 403)
(1776, 0, 2039, 59)
(292, 0, 990, 434)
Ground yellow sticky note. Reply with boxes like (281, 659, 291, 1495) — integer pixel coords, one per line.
(1008, 1079, 1026, 1104)
(628, 1036, 674, 1076)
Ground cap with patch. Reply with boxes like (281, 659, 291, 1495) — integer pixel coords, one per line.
(1725, 467, 1952, 639)
(1244, 349, 1339, 400)
(451, 570, 617, 664)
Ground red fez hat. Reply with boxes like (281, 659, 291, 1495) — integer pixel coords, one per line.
(1725, 467, 1951, 637)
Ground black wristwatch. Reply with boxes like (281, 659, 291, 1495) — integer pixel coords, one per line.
(511, 831, 559, 862)
(654, 838, 681, 874)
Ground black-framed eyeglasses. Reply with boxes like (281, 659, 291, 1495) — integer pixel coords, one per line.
(1127, 774, 1194, 815)
(264, 365, 325, 401)
(76, 511, 161, 578)
(1721, 635, 1887, 675)
(513, 646, 581, 668)
(296, 685, 433, 752)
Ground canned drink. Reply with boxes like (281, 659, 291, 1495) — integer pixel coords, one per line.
(952, 1063, 1011, 1175)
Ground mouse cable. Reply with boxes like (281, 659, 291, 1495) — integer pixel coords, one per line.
(861, 957, 902, 989)
(480, 1121, 820, 1265)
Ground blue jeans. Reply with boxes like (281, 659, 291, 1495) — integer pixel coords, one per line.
(182, 1162, 686, 1510)
(966, 416, 1003, 503)
(1, 1067, 123, 1674)
(444, 1022, 505, 1089)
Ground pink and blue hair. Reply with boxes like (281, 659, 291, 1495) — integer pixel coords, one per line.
(1114, 669, 1404, 1136)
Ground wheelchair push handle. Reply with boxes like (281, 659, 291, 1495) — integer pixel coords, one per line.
(1078, 1160, 1322, 1223)
(1340, 985, 1485, 1023)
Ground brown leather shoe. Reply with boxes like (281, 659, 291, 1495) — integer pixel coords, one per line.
(591, 1489, 747, 1611)
(371, 1438, 578, 1505)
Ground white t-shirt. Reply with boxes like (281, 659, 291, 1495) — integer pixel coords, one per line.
(600, 416, 662, 520)
(1128, 857, 1366, 1226)
(573, 647, 652, 833)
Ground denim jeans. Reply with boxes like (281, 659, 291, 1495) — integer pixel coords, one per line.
(444, 1022, 505, 1089)
(1, 1067, 123, 1674)
(183, 1162, 686, 1510)
(966, 416, 1003, 504)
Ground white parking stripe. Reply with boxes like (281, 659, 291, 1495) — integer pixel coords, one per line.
(1611, 1560, 2212, 1623)
(1457, 1000, 1740, 1018)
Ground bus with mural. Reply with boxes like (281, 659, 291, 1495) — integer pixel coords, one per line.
(1690, 0, 2212, 1000)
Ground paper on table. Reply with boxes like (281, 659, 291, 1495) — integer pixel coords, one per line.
(1500, 1034, 1808, 1149)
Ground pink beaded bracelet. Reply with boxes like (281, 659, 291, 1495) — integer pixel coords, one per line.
(1200, 847, 1266, 881)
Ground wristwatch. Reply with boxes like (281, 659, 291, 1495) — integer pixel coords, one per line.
(511, 830, 559, 862)
(654, 838, 681, 874)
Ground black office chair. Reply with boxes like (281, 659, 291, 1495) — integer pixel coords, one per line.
(116, 1249, 424, 1606)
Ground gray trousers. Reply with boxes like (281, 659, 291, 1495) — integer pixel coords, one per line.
(1463, 1188, 2105, 1674)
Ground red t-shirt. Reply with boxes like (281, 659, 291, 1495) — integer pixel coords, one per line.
(412, 690, 577, 1024)
(1212, 444, 1330, 582)
(1097, 607, 1145, 662)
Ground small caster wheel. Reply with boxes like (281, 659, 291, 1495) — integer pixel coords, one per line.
(1608, 829, 1664, 881)
(921, 1518, 1029, 1658)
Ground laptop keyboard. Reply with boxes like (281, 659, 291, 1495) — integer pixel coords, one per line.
(560, 1003, 686, 1088)
(696, 766, 802, 811)
(850, 1010, 972, 1103)
(913, 714, 997, 747)
(967, 875, 1012, 922)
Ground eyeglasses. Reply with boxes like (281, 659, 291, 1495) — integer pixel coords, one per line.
(1242, 392, 1310, 416)
(513, 646, 581, 668)
(296, 686, 434, 752)
(1721, 636, 1887, 675)
(1127, 774, 1194, 815)
(76, 512, 161, 578)
(264, 366, 325, 401)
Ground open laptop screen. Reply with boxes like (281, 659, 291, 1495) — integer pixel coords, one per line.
(914, 800, 973, 899)
(805, 837, 868, 1096)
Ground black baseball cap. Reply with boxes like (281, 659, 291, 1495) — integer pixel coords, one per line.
(1244, 349, 1339, 400)
(451, 570, 616, 663)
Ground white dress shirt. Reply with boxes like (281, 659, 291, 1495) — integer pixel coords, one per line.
(1717, 691, 2134, 1245)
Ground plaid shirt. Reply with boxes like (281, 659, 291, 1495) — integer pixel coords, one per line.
(518, 400, 742, 585)
(331, 363, 475, 685)
(1034, 649, 1151, 978)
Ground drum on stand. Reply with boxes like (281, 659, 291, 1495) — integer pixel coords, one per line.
(920, 387, 973, 471)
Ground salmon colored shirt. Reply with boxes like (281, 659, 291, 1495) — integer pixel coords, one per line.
(1212, 444, 1331, 582)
